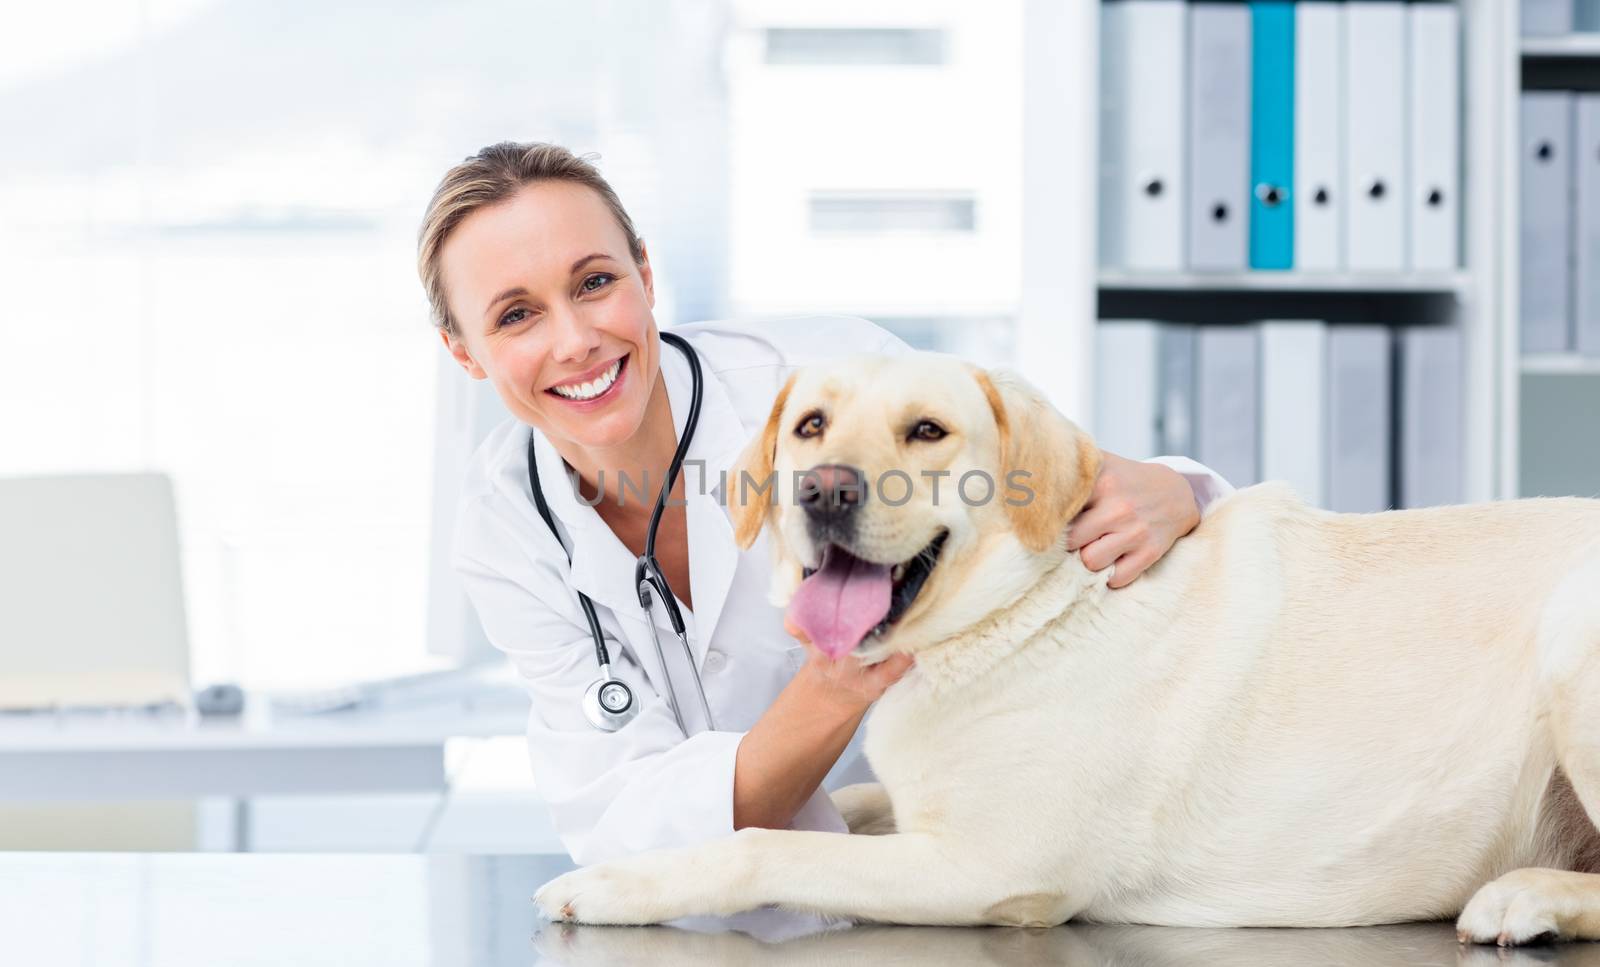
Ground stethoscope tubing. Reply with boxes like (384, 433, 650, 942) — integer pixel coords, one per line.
(526, 331, 718, 734)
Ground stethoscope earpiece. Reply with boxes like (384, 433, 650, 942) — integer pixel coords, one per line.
(582, 670, 639, 732)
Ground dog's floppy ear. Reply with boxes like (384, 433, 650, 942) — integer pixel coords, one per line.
(970, 366, 1101, 553)
(729, 372, 798, 550)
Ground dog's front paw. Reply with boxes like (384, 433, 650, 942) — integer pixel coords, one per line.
(535, 862, 669, 926)
(1456, 867, 1593, 946)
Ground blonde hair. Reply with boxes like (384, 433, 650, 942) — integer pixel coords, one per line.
(416, 142, 645, 335)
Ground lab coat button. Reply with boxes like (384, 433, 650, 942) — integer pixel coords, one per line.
(704, 650, 726, 673)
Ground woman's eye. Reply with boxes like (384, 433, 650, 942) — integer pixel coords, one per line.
(498, 307, 530, 328)
(580, 273, 615, 293)
(911, 420, 946, 442)
(795, 413, 825, 438)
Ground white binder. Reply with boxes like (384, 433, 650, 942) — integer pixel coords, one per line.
(1095, 321, 1161, 459)
(1158, 325, 1197, 457)
(1343, 2, 1408, 273)
(1520, 92, 1575, 355)
(1294, 1, 1343, 273)
(1578, 97, 1600, 357)
(1260, 321, 1328, 507)
(1523, 0, 1575, 35)
(1326, 325, 1392, 514)
(1408, 3, 1460, 272)
(1195, 327, 1260, 488)
(1580, 0, 1600, 31)
(1187, 2, 1251, 272)
(1398, 327, 1464, 509)
(1100, 0, 1187, 272)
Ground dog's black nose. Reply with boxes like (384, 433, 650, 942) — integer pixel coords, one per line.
(798, 464, 865, 521)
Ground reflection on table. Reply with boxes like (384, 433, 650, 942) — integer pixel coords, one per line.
(6, 852, 1600, 967)
(539, 919, 1600, 967)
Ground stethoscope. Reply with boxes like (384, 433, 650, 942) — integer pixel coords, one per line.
(526, 331, 718, 735)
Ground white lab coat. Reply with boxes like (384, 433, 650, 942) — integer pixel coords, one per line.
(450, 315, 1234, 865)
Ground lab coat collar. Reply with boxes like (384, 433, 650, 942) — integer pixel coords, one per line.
(527, 329, 748, 676)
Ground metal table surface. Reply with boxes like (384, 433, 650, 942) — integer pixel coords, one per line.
(6, 852, 1599, 966)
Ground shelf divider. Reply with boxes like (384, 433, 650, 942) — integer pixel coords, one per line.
(1520, 35, 1600, 59)
(1520, 354, 1600, 375)
(1097, 270, 1471, 294)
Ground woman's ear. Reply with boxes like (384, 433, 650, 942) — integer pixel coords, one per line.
(441, 329, 487, 380)
(637, 240, 655, 309)
(729, 372, 797, 550)
(970, 365, 1101, 553)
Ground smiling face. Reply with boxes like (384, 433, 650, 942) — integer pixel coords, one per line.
(729, 353, 1101, 660)
(437, 180, 660, 454)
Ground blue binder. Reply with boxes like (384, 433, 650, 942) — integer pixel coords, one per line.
(1250, 1, 1295, 270)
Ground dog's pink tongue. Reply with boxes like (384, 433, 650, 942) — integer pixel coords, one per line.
(786, 547, 892, 659)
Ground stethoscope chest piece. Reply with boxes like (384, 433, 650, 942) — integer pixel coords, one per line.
(582, 668, 638, 732)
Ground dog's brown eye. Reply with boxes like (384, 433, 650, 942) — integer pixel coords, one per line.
(911, 420, 947, 442)
(796, 412, 825, 438)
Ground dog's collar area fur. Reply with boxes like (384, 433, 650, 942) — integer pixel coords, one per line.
(909, 549, 1112, 694)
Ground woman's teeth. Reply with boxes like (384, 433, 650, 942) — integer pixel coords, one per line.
(551, 357, 622, 401)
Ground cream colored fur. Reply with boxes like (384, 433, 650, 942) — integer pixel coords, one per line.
(535, 353, 1600, 946)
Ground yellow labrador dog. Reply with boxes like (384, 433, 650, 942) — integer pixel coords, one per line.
(535, 352, 1600, 946)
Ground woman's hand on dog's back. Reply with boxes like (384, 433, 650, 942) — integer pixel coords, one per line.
(1067, 450, 1203, 590)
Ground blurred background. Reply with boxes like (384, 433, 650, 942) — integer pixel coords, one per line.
(0, 0, 1595, 854)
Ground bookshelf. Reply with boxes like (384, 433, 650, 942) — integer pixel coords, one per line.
(1515, 13, 1600, 499)
(1019, 0, 1507, 506)
(1016, 0, 1600, 506)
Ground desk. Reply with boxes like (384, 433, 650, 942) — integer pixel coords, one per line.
(0, 698, 529, 850)
(0, 852, 1582, 967)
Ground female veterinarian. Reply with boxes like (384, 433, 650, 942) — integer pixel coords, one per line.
(421, 142, 1233, 866)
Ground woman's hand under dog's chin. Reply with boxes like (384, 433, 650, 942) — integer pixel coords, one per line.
(787, 620, 916, 714)
(805, 649, 916, 714)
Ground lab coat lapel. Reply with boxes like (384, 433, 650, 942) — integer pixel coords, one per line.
(528, 427, 657, 633)
(660, 332, 748, 673)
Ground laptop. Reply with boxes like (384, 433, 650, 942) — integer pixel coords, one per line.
(0, 473, 192, 710)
